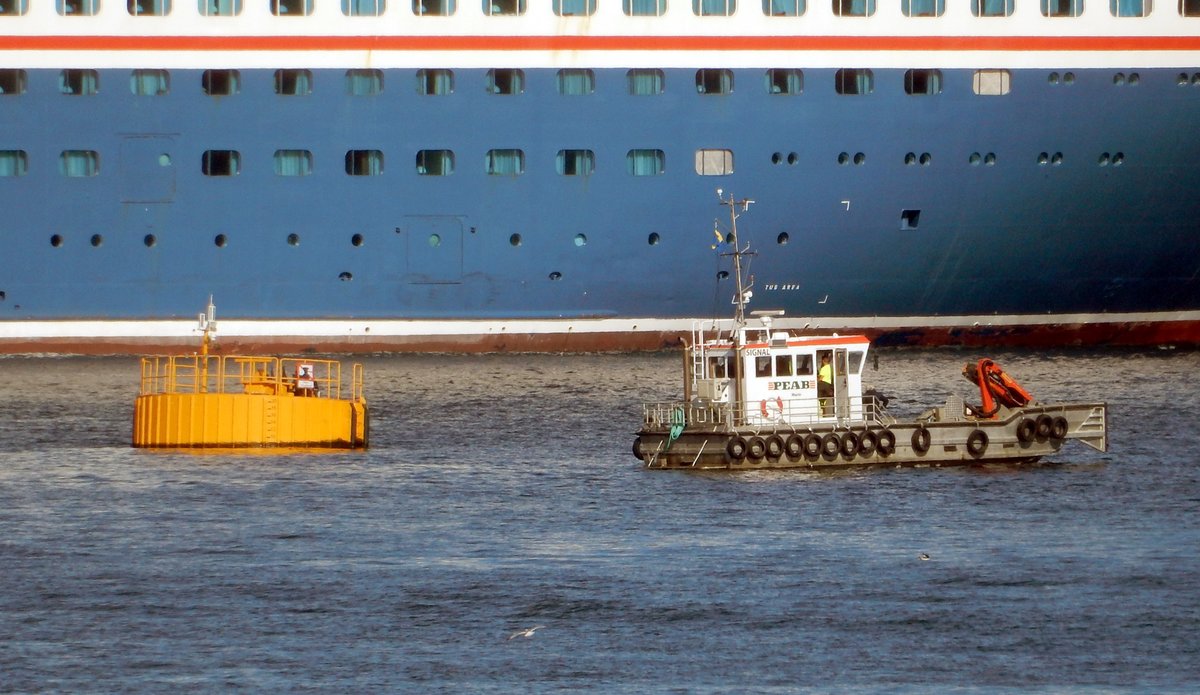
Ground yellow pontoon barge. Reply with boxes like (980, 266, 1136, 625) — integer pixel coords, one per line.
(132, 300, 368, 450)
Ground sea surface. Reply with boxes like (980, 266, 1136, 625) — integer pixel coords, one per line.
(1, 349, 1198, 693)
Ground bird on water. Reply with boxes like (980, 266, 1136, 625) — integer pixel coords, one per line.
(508, 625, 546, 640)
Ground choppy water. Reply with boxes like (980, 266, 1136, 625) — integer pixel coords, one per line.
(1, 349, 1198, 693)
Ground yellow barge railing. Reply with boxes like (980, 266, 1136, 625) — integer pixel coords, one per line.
(134, 355, 368, 449)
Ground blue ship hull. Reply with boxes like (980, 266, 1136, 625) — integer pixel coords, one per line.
(2, 67, 1199, 351)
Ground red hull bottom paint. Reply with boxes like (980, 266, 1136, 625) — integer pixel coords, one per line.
(1, 319, 1198, 355)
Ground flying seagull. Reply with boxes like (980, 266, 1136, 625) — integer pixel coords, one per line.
(508, 625, 546, 640)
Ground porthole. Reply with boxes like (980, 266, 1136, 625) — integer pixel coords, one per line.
(351, 233, 364, 247)
(338, 271, 353, 281)
(1051, 152, 1063, 165)
(1037, 152, 1049, 165)
(1113, 152, 1124, 166)
(1048, 72, 1060, 84)
(50, 234, 64, 248)
(905, 152, 917, 166)
(144, 234, 156, 247)
(1179, 73, 1190, 86)
(1113, 73, 1125, 85)
(1099, 153, 1110, 166)
(777, 232, 789, 245)
(853, 152, 865, 165)
(1063, 72, 1075, 84)
(969, 152, 982, 166)
(549, 271, 562, 281)
(428, 233, 441, 247)
(90, 234, 102, 247)
(717, 270, 729, 280)
(919, 153, 931, 166)
(787, 152, 798, 165)
(509, 233, 521, 247)
(984, 153, 996, 166)
(1128, 73, 1140, 85)
(158, 153, 171, 167)
(214, 234, 227, 247)
(771, 152, 782, 164)
(837, 152, 849, 165)
(287, 233, 300, 246)
(648, 232, 660, 246)
(573, 234, 587, 247)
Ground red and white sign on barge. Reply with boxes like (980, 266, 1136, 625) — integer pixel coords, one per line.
(633, 193, 1108, 471)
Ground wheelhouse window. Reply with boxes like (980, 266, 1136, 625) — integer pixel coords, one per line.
(131, 69, 169, 96)
(274, 150, 312, 176)
(0, 70, 27, 95)
(484, 0, 524, 14)
(833, 0, 875, 15)
(61, 151, 100, 176)
(60, 70, 99, 96)
(346, 150, 383, 176)
(775, 354, 794, 377)
(554, 0, 594, 13)
(275, 69, 312, 96)
(627, 149, 665, 176)
(486, 149, 525, 176)
(342, 0, 383, 14)
(414, 0, 454, 12)
(623, 0, 665, 13)
(271, 0, 312, 14)
(0, 151, 28, 176)
(418, 69, 455, 95)
(1183, 0, 1200, 14)
(765, 69, 803, 94)
(904, 69, 942, 95)
(695, 149, 734, 176)
(972, 0, 1013, 15)
(764, 0, 804, 15)
(199, 0, 241, 15)
(0, 0, 28, 14)
(902, 0, 942, 14)
(347, 69, 383, 96)
(487, 69, 525, 94)
(557, 69, 595, 95)
(128, 0, 170, 14)
(203, 69, 240, 96)
(628, 69, 664, 95)
(696, 69, 733, 95)
(58, 0, 99, 14)
(1111, 0, 1150, 14)
(694, 0, 734, 14)
(973, 69, 1011, 95)
(556, 149, 595, 176)
(417, 150, 454, 175)
(202, 150, 240, 176)
(755, 356, 773, 378)
(835, 68, 873, 95)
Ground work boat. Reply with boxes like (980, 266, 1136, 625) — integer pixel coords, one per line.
(133, 299, 368, 450)
(633, 194, 1108, 471)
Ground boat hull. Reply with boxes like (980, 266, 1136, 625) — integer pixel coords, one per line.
(634, 403, 1107, 471)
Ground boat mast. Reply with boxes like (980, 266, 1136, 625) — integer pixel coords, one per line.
(717, 189, 755, 341)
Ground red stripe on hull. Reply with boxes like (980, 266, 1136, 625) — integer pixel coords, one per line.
(6, 35, 1200, 52)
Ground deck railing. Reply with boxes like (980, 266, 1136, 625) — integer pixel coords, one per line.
(642, 395, 892, 431)
(139, 355, 365, 402)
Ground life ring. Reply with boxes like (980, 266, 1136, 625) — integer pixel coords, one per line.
(912, 427, 931, 454)
(858, 430, 878, 456)
(1051, 416, 1069, 439)
(760, 397, 784, 420)
(877, 429, 896, 456)
(785, 434, 805, 459)
(966, 429, 989, 456)
(1035, 414, 1054, 439)
(803, 433, 823, 458)
(840, 431, 859, 457)
(726, 436, 747, 461)
(747, 436, 767, 460)
(821, 433, 841, 458)
(1016, 418, 1036, 443)
(766, 435, 785, 459)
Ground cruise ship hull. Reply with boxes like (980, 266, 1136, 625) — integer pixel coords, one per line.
(3, 60, 1199, 352)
